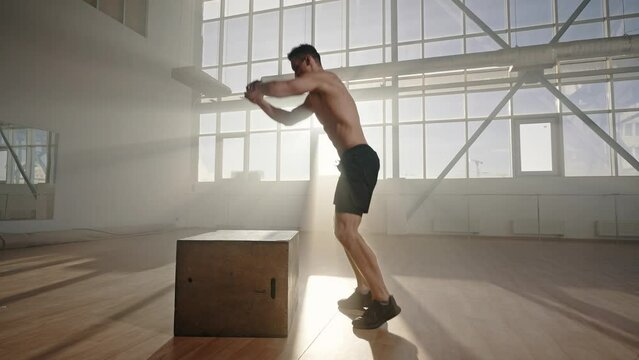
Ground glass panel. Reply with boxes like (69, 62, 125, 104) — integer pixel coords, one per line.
(557, 0, 603, 21)
(321, 53, 346, 69)
(424, 0, 463, 39)
(466, 35, 506, 53)
(510, 0, 552, 28)
(512, 27, 553, 46)
(284, 0, 311, 5)
(613, 79, 639, 109)
(349, 0, 383, 48)
(520, 122, 553, 172)
(32, 129, 49, 145)
(200, 113, 217, 134)
(280, 131, 310, 180)
(610, 18, 639, 36)
(222, 64, 247, 94)
(225, 0, 249, 16)
(616, 112, 639, 176)
(221, 111, 246, 133)
(315, 1, 346, 53)
(363, 126, 384, 179)
(357, 100, 384, 125)
(563, 114, 612, 176)
(0, 151, 6, 182)
(254, 0, 279, 12)
(398, 44, 422, 61)
(249, 132, 277, 180)
(465, 0, 507, 34)
(317, 133, 340, 176)
(425, 93, 464, 120)
(424, 39, 463, 57)
(426, 122, 466, 179)
(385, 125, 393, 178)
(282, 6, 312, 57)
(561, 82, 609, 111)
(222, 137, 244, 178)
(32, 146, 48, 184)
(468, 120, 512, 178)
(202, 21, 220, 67)
(12, 129, 27, 146)
(203, 0, 221, 20)
(349, 48, 384, 66)
(513, 87, 557, 114)
(609, 0, 639, 16)
(399, 124, 423, 178)
(9, 148, 28, 184)
(250, 110, 277, 131)
(224, 16, 249, 64)
(385, 0, 391, 45)
(251, 61, 279, 82)
(467, 90, 510, 118)
(252, 11, 279, 61)
(561, 22, 604, 42)
(398, 97, 423, 123)
(398, 0, 421, 42)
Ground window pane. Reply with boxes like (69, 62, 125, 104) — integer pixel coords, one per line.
(385, 125, 393, 178)
(224, 16, 249, 64)
(468, 120, 512, 178)
(512, 27, 553, 46)
(281, 131, 309, 180)
(202, 21, 220, 67)
(349, 48, 384, 66)
(225, 0, 249, 16)
(399, 124, 423, 178)
(425, 93, 464, 120)
(221, 111, 246, 133)
(557, 0, 603, 21)
(563, 114, 612, 176)
(426, 122, 466, 179)
(250, 110, 277, 131)
(467, 90, 510, 118)
(466, 35, 506, 53)
(315, 1, 346, 53)
(513, 87, 557, 114)
(510, 0, 552, 28)
(13, 129, 27, 145)
(424, 0, 463, 39)
(254, 0, 279, 12)
(398, 0, 422, 42)
(317, 133, 340, 176)
(363, 126, 384, 179)
(466, 0, 506, 34)
(223, 137, 244, 178)
(200, 113, 217, 134)
(251, 61, 278, 83)
(252, 11, 279, 61)
(398, 44, 422, 61)
(321, 52, 347, 69)
(561, 22, 604, 42)
(607, 0, 639, 16)
(284, 0, 311, 5)
(613, 79, 639, 109)
(8, 148, 28, 184)
(424, 39, 463, 58)
(520, 122, 553, 172)
(610, 18, 639, 36)
(282, 6, 312, 56)
(398, 97, 423, 123)
(357, 100, 384, 125)
(561, 82, 609, 111)
(250, 132, 277, 180)
(32, 129, 49, 145)
(222, 64, 247, 94)
(32, 146, 48, 184)
(203, 0, 221, 20)
(616, 112, 639, 176)
(349, 0, 383, 48)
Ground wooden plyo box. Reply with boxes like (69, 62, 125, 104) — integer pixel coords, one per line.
(174, 230, 299, 337)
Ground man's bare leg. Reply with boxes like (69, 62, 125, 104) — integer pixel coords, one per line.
(335, 212, 390, 301)
(345, 250, 370, 293)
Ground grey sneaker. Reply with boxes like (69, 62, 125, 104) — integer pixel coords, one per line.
(352, 295, 401, 329)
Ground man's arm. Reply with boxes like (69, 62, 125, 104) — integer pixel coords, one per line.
(245, 83, 313, 126)
(259, 74, 321, 98)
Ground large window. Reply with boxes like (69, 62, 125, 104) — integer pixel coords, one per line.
(197, 0, 639, 182)
(0, 127, 57, 185)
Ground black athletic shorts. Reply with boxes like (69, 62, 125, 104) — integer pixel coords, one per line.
(334, 144, 380, 215)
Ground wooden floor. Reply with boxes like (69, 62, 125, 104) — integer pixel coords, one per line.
(0, 229, 638, 360)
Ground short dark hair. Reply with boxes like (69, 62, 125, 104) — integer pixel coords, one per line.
(287, 44, 321, 66)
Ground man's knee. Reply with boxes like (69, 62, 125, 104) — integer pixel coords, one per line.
(334, 225, 358, 249)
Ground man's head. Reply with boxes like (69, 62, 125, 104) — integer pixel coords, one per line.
(287, 44, 322, 77)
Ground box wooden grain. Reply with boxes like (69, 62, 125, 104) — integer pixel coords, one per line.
(174, 230, 299, 337)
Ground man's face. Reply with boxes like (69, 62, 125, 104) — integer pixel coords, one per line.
(290, 56, 308, 78)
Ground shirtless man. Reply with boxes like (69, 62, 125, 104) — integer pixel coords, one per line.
(244, 44, 400, 329)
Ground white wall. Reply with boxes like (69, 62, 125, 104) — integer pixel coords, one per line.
(0, 0, 198, 232)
